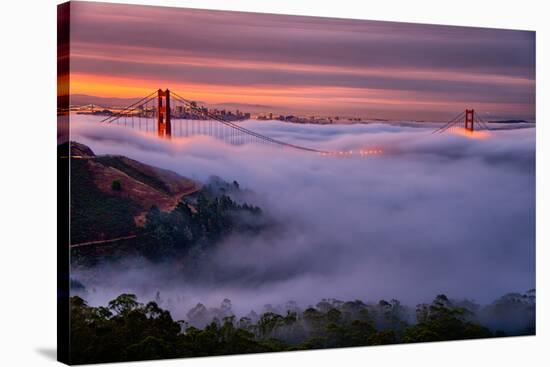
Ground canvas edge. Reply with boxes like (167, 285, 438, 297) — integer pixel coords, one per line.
(57, 1, 71, 365)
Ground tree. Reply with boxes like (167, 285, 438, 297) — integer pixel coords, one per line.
(258, 312, 284, 337)
(108, 294, 140, 315)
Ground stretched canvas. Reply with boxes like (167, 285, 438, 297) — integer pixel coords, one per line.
(57, 1, 536, 364)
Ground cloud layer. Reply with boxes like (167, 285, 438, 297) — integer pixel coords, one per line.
(70, 116, 535, 318)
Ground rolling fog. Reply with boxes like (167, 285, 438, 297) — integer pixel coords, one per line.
(69, 116, 535, 319)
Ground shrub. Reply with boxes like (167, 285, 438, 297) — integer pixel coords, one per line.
(111, 180, 122, 191)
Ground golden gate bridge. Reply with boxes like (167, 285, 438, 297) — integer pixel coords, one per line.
(99, 89, 492, 155)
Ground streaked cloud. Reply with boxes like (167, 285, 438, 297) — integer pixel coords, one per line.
(68, 2, 535, 120)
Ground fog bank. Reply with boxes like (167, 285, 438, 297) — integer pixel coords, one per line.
(70, 116, 535, 319)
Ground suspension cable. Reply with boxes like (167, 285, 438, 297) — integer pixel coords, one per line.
(431, 111, 466, 134)
(101, 90, 158, 123)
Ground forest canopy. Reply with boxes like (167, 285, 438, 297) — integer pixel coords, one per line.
(69, 290, 535, 364)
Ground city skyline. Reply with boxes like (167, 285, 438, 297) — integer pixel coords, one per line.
(66, 2, 535, 121)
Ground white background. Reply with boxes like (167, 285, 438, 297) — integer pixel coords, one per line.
(0, 0, 547, 365)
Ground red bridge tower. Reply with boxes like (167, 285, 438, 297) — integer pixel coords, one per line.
(465, 109, 475, 132)
(157, 89, 171, 138)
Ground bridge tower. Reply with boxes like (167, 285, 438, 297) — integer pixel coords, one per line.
(157, 89, 171, 138)
(465, 109, 475, 132)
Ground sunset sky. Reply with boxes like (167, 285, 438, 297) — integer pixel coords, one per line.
(67, 1, 535, 121)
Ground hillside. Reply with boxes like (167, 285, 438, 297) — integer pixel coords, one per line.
(66, 142, 198, 245)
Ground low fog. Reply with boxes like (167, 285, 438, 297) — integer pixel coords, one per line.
(69, 116, 535, 320)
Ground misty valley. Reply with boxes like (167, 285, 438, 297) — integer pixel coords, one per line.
(67, 117, 535, 363)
